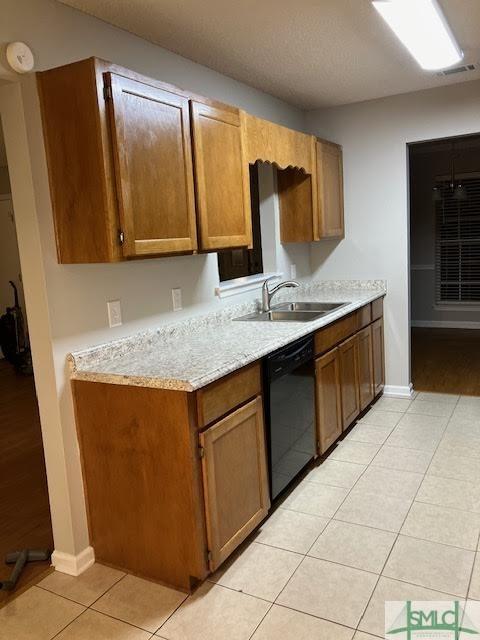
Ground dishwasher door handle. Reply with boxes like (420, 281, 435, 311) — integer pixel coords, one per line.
(269, 341, 312, 365)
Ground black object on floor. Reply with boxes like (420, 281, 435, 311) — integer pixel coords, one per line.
(0, 280, 32, 375)
(0, 549, 51, 591)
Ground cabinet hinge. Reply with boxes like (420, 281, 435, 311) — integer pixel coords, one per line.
(103, 85, 112, 101)
(198, 446, 205, 459)
(206, 549, 212, 563)
(118, 230, 125, 245)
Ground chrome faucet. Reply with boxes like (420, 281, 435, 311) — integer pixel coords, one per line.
(262, 277, 300, 312)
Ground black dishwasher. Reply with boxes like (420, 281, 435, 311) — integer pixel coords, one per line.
(264, 335, 316, 500)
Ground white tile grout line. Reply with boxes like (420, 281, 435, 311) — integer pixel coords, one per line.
(242, 414, 382, 639)
(46, 570, 129, 639)
(48, 598, 88, 640)
(12, 395, 478, 640)
(42, 402, 469, 640)
(261, 429, 378, 634)
(245, 601, 275, 640)
(46, 570, 188, 639)
(355, 392, 463, 634)
(169, 399, 480, 638)
(249, 397, 479, 637)
(37, 569, 127, 609)
(266, 396, 467, 636)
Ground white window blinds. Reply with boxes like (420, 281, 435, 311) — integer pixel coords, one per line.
(435, 176, 480, 304)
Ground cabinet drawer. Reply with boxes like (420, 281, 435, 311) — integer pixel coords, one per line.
(196, 362, 262, 428)
(356, 304, 372, 330)
(372, 297, 384, 321)
(314, 313, 357, 356)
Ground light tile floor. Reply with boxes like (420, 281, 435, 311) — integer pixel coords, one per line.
(2, 393, 480, 639)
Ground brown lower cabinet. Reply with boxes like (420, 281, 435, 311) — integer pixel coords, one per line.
(200, 397, 269, 572)
(72, 362, 268, 592)
(372, 317, 385, 395)
(72, 299, 385, 592)
(315, 348, 342, 453)
(315, 298, 385, 454)
(338, 334, 361, 430)
(357, 326, 374, 411)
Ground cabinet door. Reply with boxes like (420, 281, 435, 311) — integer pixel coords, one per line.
(316, 141, 344, 239)
(106, 73, 197, 257)
(200, 397, 269, 571)
(277, 169, 315, 243)
(357, 326, 374, 411)
(191, 102, 252, 251)
(315, 348, 342, 454)
(339, 334, 360, 430)
(372, 318, 385, 396)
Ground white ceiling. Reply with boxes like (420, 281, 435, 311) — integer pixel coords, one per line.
(59, 0, 480, 109)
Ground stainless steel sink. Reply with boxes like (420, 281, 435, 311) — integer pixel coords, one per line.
(234, 309, 326, 322)
(273, 302, 349, 312)
(234, 301, 351, 323)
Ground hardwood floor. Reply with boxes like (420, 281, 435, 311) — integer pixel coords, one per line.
(412, 327, 480, 396)
(0, 359, 53, 604)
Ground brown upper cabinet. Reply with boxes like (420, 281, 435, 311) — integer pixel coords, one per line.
(244, 114, 315, 173)
(106, 73, 197, 257)
(277, 137, 344, 243)
(277, 168, 316, 243)
(191, 102, 252, 250)
(244, 113, 318, 244)
(38, 58, 252, 263)
(38, 58, 121, 263)
(316, 140, 345, 238)
(38, 57, 344, 264)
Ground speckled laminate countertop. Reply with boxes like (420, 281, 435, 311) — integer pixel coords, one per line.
(69, 280, 386, 391)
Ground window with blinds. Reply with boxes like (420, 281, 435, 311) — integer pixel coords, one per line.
(435, 175, 480, 304)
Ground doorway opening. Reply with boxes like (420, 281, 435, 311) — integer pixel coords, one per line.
(0, 118, 53, 600)
(409, 134, 480, 396)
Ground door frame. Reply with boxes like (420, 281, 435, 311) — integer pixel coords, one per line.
(0, 79, 85, 572)
(407, 132, 480, 395)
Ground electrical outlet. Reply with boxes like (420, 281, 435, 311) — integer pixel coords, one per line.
(290, 264, 297, 279)
(172, 288, 182, 311)
(107, 299, 122, 328)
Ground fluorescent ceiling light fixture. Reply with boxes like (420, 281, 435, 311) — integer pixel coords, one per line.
(372, 0, 463, 70)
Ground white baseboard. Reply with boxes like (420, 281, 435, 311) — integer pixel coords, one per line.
(383, 384, 414, 399)
(51, 546, 95, 576)
(411, 320, 480, 329)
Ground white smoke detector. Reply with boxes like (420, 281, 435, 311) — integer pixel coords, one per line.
(6, 42, 34, 74)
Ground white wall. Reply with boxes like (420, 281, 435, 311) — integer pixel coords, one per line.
(258, 164, 311, 280)
(305, 80, 480, 391)
(1, 0, 308, 562)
